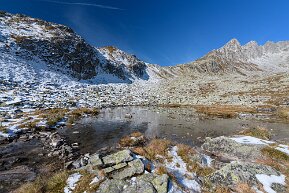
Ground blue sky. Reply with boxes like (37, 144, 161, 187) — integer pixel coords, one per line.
(1, 0, 289, 66)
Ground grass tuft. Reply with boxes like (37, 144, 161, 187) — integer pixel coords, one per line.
(261, 146, 289, 161)
(195, 105, 256, 118)
(144, 139, 172, 160)
(15, 171, 69, 193)
(239, 127, 271, 140)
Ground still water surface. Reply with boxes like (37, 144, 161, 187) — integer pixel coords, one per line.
(60, 106, 289, 154)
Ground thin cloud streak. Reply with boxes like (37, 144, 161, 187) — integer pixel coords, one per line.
(37, 0, 124, 10)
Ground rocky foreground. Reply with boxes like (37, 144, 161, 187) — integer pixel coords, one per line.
(13, 130, 289, 193)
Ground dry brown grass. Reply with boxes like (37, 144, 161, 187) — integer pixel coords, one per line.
(177, 144, 196, 159)
(155, 166, 168, 175)
(195, 105, 256, 118)
(119, 132, 145, 147)
(215, 186, 231, 193)
(261, 146, 289, 161)
(33, 108, 99, 127)
(277, 108, 289, 119)
(130, 131, 143, 138)
(258, 148, 289, 193)
(144, 139, 172, 160)
(239, 127, 272, 140)
(74, 170, 102, 193)
(132, 147, 147, 156)
(15, 171, 69, 193)
(157, 104, 183, 108)
(19, 120, 40, 129)
(119, 135, 134, 147)
(234, 183, 256, 193)
(0, 125, 6, 132)
(68, 108, 99, 125)
(176, 144, 215, 177)
(38, 108, 68, 127)
(70, 108, 99, 117)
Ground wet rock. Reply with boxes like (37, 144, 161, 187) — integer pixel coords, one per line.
(202, 136, 263, 161)
(111, 159, 144, 180)
(102, 150, 133, 166)
(208, 162, 283, 187)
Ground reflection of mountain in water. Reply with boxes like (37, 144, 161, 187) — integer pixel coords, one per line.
(60, 106, 289, 154)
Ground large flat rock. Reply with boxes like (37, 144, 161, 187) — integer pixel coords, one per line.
(102, 150, 133, 166)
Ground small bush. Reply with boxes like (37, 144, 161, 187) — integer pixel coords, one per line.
(132, 147, 147, 157)
(277, 108, 289, 119)
(144, 139, 172, 160)
(119, 135, 134, 147)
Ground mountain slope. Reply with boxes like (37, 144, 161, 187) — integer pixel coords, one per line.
(0, 11, 148, 84)
(181, 38, 289, 75)
(97, 46, 149, 81)
(1, 11, 289, 85)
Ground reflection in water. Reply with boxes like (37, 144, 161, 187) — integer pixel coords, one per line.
(59, 106, 289, 154)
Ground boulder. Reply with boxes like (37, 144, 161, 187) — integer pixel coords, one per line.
(89, 153, 103, 167)
(208, 161, 283, 187)
(126, 179, 157, 193)
(97, 179, 128, 193)
(111, 159, 144, 180)
(102, 150, 133, 166)
(138, 173, 169, 193)
(202, 136, 263, 161)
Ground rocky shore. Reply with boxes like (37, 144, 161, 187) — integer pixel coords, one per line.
(11, 130, 289, 193)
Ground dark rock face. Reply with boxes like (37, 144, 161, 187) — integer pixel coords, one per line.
(2, 13, 99, 80)
(0, 12, 151, 83)
(97, 46, 149, 81)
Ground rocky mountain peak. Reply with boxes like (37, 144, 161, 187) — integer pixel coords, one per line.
(244, 41, 259, 48)
(97, 46, 148, 80)
(220, 38, 242, 52)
